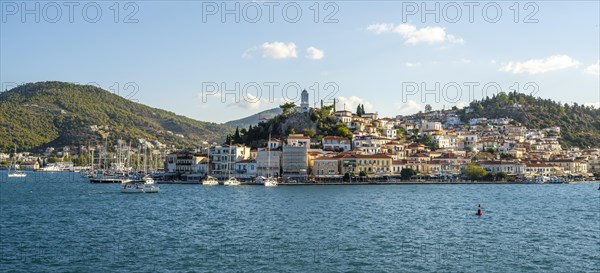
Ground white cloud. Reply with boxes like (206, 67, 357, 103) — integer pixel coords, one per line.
(455, 102, 468, 109)
(397, 100, 422, 115)
(242, 41, 297, 59)
(584, 61, 599, 76)
(306, 46, 325, 60)
(446, 35, 465, 45)
(584, 102, 600, 109)
(242, 47, 258, 58)
(196, 91, 276, 110)
(366, 23, 464, 45)
(500, 55, 580, 75)
(337, 96, 373, 112)
(366, 23, 394, 34)
(261, 41, 297, 59)
(405, 62, 421, 68)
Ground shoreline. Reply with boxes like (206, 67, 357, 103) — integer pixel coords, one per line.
(155, 180, 598, 185)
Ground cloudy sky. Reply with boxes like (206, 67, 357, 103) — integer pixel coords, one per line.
(2, 1, 599, 123)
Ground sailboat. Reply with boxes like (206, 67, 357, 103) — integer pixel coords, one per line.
(7, 146, 26, 178)
(121, 144, 159, 193)
(202, 144, 219, 186)
(223, 141, 241, 186)
(264, 134, 278, 187)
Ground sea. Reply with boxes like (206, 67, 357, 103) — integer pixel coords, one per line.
(1, 171, 599, 272)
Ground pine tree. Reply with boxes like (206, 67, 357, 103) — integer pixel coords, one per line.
(234, 127, 241, 143)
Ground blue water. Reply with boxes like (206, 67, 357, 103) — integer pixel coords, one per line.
(1, 171, 599, 272)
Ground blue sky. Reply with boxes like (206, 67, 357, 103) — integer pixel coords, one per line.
(1, 1, 599, 123)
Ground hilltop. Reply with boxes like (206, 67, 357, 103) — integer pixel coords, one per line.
(0, 82, 233, 152)
(458, 91, 600, 148)
(225, 107, 282, 128)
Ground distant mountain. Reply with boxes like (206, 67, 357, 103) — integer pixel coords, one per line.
(0, 81, 234, 152)
(459, 91, 600, 148)
(225, 107, 282, 129)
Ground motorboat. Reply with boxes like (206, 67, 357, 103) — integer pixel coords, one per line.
(223, 177, 241, 186)
(7, 170, 26, 178)
(525, 176, 548, 184)
(121, 176, 159, 193)
(202, 176, 219, 186)
(264, 177, 278, 187)
(548, 176, 567, 184)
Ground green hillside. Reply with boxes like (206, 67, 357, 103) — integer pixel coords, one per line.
(0, 81, 233, 152)
(225, 107, 282, 129)
(460, 91, 600, 148)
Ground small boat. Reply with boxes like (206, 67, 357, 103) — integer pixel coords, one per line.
(525, 176, 547, 184)
(264, 177, 278, 187)
(121, 176, 159, 193)
(7, 171, 27, 178)
(548, 176, 567, 184)
(202, 176, 219, 186)
(223, 177, 241, 186)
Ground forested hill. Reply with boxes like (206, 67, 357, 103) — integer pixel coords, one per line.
(459, 91, 600, 148)
(0, 81, 233, 152)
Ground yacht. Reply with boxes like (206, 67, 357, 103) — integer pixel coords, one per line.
(7, 169, 27, 178)
(264, 177, 278, 187)
(121, 175, 159, 193)
(548, 176, 567, 184)
(7, 147, 26, 178)
(224, 177, 241, 186)
(202, 175, 219, 186)
(525, 176, 548, 184)
(263, 134, 278, 187)
(223, 141, 241, 186)
(202, 147, 219, 186)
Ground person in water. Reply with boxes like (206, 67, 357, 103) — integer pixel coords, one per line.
(476, 204, 483, 216)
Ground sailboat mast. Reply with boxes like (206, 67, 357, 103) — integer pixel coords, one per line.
(267, 134, 271, 178)
(207, 145, 210, 176)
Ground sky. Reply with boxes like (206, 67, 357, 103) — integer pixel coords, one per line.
(1, 1, 599, 123)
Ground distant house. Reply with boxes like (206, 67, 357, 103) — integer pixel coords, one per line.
(20, 161, 39, 170)
(322, 136, 351, 152)
(235, 159, 257, 178)
(165, 151, 206, 175)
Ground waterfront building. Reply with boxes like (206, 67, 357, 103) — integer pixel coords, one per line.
(282, 134, 310, 177)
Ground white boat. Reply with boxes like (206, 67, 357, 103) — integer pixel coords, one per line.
(121, 176, 159, 193)
(525, 176, 548, 184)
(202, 176, 219, 186)
(7, 146, 26, 178)
(548, 176, 567, 184)
(223, 177, 241, 186)
(264, 177, 278, 187)
(263, 134, 278, 187)
(202, 146, 219, 186)
(7, 171, 27, 178)
(223, 140, 240, 186)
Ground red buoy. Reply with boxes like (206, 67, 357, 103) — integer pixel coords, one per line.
(476, 204, 483, 216)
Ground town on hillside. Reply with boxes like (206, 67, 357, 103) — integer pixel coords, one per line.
(2, 92, 599, 183)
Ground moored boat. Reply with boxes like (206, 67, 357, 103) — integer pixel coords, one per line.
(202, 176, 219, 186)
(121, 176, 159, 193)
